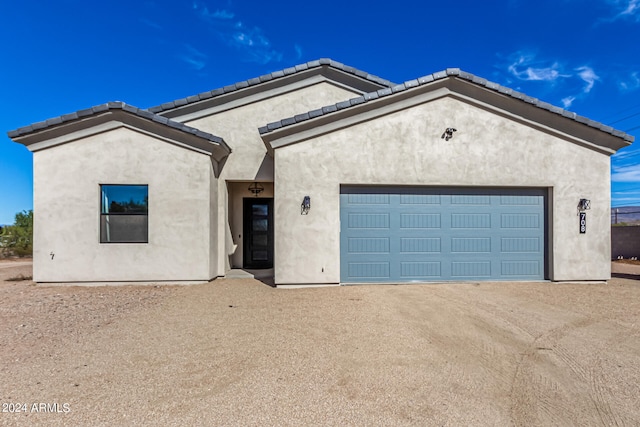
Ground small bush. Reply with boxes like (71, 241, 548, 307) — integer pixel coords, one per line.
(0, 210, 33, 258)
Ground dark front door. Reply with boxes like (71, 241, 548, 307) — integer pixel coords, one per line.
(243, 198, 274, 269)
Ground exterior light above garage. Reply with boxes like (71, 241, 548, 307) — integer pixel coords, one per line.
(578, 199, 590, 234)
(301, 196, 311, 215)
(441, 128, 457, 141)
(578, 199, 591, 212)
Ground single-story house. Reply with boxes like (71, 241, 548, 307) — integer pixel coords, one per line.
(8, 59, 634, 285)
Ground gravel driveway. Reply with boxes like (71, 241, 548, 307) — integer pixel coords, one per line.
(1, 260, 639, 426)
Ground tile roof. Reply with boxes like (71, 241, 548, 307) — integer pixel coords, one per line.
(7, 101, 229, 149)
(147, 58, 395, 114)
(258, 68, 635, 143)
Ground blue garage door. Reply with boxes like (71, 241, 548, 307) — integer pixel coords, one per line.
(340, 187, 546, 282)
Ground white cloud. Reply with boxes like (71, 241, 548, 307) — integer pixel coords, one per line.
(232, 22, 267, 47)
(229, 22, 282, 64)
(203, 8, 235, 20)
(140, 18, 162, 30)
(612, 192, 640, 207)
(181, 57, 206, 70)
(619, 71, 640, 91)
(191, 2, 283, 65)
(612, 164, 640, 182)
(503, 52, 601, 108)
(562, 96, 576, 108)
(507, 54, 568, 82)
(213, 9, 234, 19)
(179, 44, 207, 70)
(193, 2, 234, 20)
(612, 189, 640, 196)
(294, 44, 303, 60)
(576, 66, 599, 93)
(613, 148, 640, 160)
(186, 44, 206, 57)
(598, 0, 640, 22)
(615, 0, 640, 19)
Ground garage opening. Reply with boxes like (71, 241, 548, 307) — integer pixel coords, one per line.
(340, 186, 547, 283)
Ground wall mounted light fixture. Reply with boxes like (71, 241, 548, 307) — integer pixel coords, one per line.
(248, 182, 264, 197)
(441, 127, 457, 141)
(578, 198, 591, 212)
(301, 196, 311, 215)
(578, 198, 590, 234)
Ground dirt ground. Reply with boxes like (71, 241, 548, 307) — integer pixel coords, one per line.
(1, 259, 639, 426)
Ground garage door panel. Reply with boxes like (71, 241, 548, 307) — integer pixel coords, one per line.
(348, 237, 390, 254)
(348, 193, 390, 204)
(451, 213, 491, 228)
(341, 187, 546, 282)
(501, 237, 540, 253)
(400, 237, 441, 253)
(451, 237, 492, 253)
(348, 212, 390, 228)
(451, 195, 492, 205)
(400, 261, 442, 278)
(451, 261, 492, 277)
(348, 262, 390, 279)
(400, 213, 441, 228)
(500, 194, 542, 205)
(501, 213, 540, 228)
(400, 193, 441, 204)
(501, 260, 542, 276)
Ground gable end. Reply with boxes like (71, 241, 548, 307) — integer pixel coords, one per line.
(149, 59, 394, 120)
(259, 69, 633, 154)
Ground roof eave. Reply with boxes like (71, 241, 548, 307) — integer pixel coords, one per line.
(149, 59, 394, 119)
(8, 103, 230, 161)
(260, 71, 633, 154)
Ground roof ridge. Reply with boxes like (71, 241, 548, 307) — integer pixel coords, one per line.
(147, 58, 395, 114)
(258, 68, 634, 143)
(7, 101, 229, 148)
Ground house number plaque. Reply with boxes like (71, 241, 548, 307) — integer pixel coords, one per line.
(579, 212, 586, 234)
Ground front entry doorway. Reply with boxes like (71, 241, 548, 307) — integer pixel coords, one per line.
(243, 198, 274, 269)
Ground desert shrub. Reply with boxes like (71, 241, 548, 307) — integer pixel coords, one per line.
(0, 210, 33, 258)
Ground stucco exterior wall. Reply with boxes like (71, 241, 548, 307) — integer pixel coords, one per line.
(272, 96, 611, 284)
(184, 82, 362, 181)
(181, 81, 362, 275)
(208, 164, 219, 280)
(32, 126, 215, 282)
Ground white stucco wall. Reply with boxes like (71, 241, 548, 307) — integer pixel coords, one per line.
(208, 164, 219, 280)
(184, 82, 362, 181)
(32, 126, 215, 282)
(178, 81, 363, 274)
(272, 96, 612, 284)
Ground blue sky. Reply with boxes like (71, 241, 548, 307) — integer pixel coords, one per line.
(1, 0, 639, 224)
